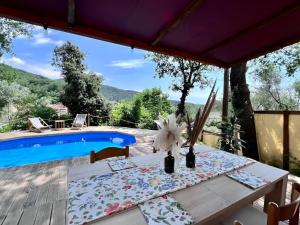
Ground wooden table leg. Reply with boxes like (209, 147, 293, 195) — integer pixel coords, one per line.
(264, 174, 288, 212)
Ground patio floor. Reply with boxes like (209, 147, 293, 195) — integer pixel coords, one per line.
(0, 126, 298, 225)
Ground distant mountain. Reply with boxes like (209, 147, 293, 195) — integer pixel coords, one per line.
(101, 85, 138, 102)
(0, 63, 221, 115)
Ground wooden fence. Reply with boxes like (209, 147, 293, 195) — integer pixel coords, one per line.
(254, 111, 300, 171)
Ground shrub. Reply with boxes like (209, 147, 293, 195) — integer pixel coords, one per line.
(109, 88, 175, 130)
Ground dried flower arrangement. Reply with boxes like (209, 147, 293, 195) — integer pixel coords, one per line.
(186, 80, 218, 147)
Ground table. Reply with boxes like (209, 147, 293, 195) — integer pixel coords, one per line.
(54, 120, 65, 130)
(69, 145, 288, 225)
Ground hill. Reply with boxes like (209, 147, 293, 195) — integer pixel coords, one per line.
(0, 63, 221, 115)
(101, 85, 138, 102)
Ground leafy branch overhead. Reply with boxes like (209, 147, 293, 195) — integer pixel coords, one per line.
(146, 52, 214, 117)
(0, 18, 33, 57)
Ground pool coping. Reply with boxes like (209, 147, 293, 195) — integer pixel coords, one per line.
(0, 126, 157, 141)
(0, 130, 136, 142)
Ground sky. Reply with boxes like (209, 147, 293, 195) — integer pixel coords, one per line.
(0, 26, 226, 104)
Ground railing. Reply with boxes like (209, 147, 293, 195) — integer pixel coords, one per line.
(254, 110, 300, 171)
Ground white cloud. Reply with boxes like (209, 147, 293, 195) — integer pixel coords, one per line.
(1, 56, 60, 79)
(32, 33, 64, 46)
(109, 59, 146, 69)
(94, 72, 103, 76)
(0, 56, 26, 66)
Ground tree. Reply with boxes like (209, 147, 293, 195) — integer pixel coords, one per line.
(251, 64, 297, 110)
(146, 53, 211, 117)
(110, 88, 174, 129)
(0, 80, 30, 113)
(230, 62, 259, 160)
(134, 88, 174, 120)
(0, 18, 32, 56)
(52, 42, 109, 125)
(229, 42, 299, 160)
(293, 81, 300, 107)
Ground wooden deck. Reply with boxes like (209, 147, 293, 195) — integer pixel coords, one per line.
(0, 127, 298, 225)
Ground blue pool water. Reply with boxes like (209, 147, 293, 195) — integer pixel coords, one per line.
(0, 132, 136, 168)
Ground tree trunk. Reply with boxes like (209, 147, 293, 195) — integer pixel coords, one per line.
(230, 62, 259, 160)
(176, 88, 188, 117)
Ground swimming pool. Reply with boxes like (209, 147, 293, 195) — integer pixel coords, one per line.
(0, 132, 136, 168)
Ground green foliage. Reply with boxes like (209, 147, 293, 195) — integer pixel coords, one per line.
(290, 155, 300, 176)
(0, 18, 32, 56)
(134, 88, 173, 119)
(250, 42, 300, 110)
(0, 80, 30, 111)
(252, 43, 300, 76)
(52, 42, 109, 125)
(9, 94, 58, 130)
(251, 60, 298, 110)
(0, 124, 13, 133)
(216, 115, 245, 154)
(110, 88, 174, 129)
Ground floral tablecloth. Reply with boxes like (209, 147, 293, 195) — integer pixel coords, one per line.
(227, 170, 269, 189)
(107, 158, 136, 171)
(68, 150, 253, 225)
(139, 194, 194, 225)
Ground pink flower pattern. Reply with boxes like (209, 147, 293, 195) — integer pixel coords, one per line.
(68, 151, 253, 225)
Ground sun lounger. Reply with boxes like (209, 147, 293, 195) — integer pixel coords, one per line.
(28, 117, 51, 132)
(71, 114, 87, 130)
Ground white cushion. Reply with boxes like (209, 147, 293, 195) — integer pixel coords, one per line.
(222, 205, 286, 225)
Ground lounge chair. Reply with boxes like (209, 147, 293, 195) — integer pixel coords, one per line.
(28, 117, 52, 132)
(71, 114, 87, 130)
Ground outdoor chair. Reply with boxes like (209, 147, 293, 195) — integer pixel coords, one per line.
(225, 183, 300, 225)
(90, 146, 129, 163)
(28, 117, 52, 132)
(71, 114, 87, 130)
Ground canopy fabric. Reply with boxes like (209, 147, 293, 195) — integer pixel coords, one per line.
(0, 0, 299, 68)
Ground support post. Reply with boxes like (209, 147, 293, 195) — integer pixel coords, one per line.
(87, 114, 90, 127)
(222, 68, 229, 121)
(283, 110, 289, 170)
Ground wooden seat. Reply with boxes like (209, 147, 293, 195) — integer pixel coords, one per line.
(90, 146, 129, 163)
(225, 183, 300, 225)
(233, 221, 242, 225)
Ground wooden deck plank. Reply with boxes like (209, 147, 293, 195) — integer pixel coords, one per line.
(34, 203, 52, 225)
(50, 200, 66, 225)
(2, 211, 22, 225)
(23, 188, 39, 209)
(35, 185, 49, 207)
(46, 184, 58, 203)
(18, 207, 38, 225)
(0, 215, 6, 225)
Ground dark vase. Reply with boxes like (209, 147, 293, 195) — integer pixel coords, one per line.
(164, 151, 174, 173)
(186, 146, 195, 168)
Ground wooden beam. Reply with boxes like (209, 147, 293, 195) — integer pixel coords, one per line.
(222, 68, 229, 121)
(68, 0, 75, 26)
(199, 2, 300, 55)
(0, 5, 228, 68)
(283, 110, 289, 170)
(152, 0, 205, 46)
(230, 34, 300, 66)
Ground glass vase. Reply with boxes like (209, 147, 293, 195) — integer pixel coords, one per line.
(186, 145, 195, 168)
(164, 150, 174, 173)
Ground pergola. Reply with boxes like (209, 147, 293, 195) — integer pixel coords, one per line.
(0, 0, 299, 68)
(0, 0, 299, 118)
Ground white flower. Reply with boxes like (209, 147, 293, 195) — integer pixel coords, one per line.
(153, 114, 186, 152)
